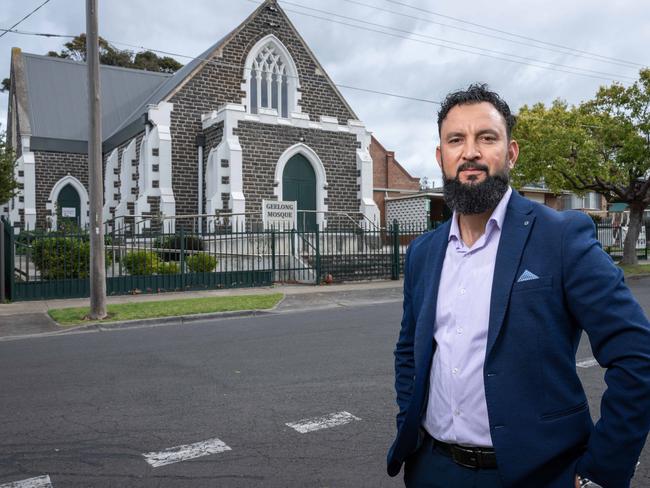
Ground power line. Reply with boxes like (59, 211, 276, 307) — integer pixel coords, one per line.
(280, 0, 636, 81)
(0, 0, 52, 40)
(273, 2, 635, 82)
(381, 0, 644, 68)
(338, 0, 641, 70)
(0, 27, 71, 38)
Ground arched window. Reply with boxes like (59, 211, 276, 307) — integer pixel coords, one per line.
(245, 36, 299, 118)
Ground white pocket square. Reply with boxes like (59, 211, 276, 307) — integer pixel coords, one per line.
(517, 270, 539, 282)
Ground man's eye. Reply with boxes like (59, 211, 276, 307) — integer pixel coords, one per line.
(448, 138, 461, 144)
(481, 135, 496, 142)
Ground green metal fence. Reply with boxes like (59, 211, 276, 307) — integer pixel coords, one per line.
(1, 215, 431, 302)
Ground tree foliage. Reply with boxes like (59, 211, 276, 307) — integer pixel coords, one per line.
(47, 34, 183, 73)
(513, 69, 650, 264)
(0, 128, 18, 204)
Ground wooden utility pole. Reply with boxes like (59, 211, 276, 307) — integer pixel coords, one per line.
(86, 0, 107, 319)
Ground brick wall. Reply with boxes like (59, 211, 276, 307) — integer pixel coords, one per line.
(234, 121, 359, 218)
(168, 1, 356, 217)
(370, 136, 420, 226)
(34, 151, 88, 229)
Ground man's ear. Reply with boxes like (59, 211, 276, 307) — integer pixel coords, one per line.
(508, 139, 519, 170)
(436, 146, 443, 170)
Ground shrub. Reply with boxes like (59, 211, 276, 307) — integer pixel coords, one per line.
(31, 237, 90, 279)
(157, 261, 179, 274)
(122, 250, 160, 276)
(186, 252, 217, 272)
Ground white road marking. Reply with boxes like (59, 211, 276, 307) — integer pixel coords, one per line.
(576, 358, 599, 368)
(286, 411, 361, 434)
(143, 437, 232, 468)
(0, 476, 53, 488)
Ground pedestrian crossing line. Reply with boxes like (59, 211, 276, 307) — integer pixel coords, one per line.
(286, 411, 361, 434)
(143, 437, 232, 468)
(0, 475, 53, 488)
(576, 358, 599, 368)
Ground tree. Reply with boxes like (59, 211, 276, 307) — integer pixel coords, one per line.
(46, 34, 182, 73)
(0, 128, 18, 205)
(513, 69, 650, 265)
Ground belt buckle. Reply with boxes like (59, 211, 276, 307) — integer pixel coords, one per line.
(451, 446, 480, 469)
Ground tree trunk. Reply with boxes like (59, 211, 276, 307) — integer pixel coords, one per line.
(620, 203, 645, 265)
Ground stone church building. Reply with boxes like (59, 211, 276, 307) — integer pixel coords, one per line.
(2, 0, 422, 233)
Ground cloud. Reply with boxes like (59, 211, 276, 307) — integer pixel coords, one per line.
(1, 0, 648, 188)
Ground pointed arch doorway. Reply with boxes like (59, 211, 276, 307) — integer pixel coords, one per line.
(282, 153, 317, 231)
(57, 183, 81, 229)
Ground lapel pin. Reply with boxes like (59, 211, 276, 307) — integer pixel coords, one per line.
(524, 220, 529, 226)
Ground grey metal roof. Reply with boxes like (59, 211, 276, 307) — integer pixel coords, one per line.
(22, 52, 171, 142)
(107, 34, 231, 139)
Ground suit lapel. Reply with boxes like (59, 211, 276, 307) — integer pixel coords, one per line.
(486, 193, 534, 360)
(414, 220, 450, 369)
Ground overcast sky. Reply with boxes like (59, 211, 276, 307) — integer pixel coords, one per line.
(1, 0, 648, 186)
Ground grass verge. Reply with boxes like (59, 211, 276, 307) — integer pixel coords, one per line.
(48, 293, 284, 326)
(619, 264, 650, 276)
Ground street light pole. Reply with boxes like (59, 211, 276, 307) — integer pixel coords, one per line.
(86, 0, 107, 319)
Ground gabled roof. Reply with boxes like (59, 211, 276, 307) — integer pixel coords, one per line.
(19, 52, 170, 143)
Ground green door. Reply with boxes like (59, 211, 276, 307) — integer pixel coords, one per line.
(282, 154, 317, 231)
(57, 183, 81, 229)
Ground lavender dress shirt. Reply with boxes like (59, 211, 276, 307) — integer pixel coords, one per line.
(423, 187, 512, 448)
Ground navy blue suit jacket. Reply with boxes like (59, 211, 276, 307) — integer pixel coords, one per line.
(387, 192, 650, 487)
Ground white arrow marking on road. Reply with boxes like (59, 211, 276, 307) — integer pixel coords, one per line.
(143, 437, 232, 468)
(576, 358, 599, 368)
(0, 475, 53, 488)
(286, 411, 361, 434)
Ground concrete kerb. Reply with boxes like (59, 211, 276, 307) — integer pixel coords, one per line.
(0, 280, 404, 339)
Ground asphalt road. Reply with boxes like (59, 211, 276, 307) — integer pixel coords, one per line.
(0, 281, 648, 487)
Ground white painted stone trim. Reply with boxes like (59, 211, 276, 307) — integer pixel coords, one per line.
(274, 143, 328, 229)
(46, 174, 89, 230)
(102, 149, 119, 223)
(6, 135, 36, 231)
(114, 138, 137, 224)
(202, 103, 379, 227)
(134, 102, 176, 232)
(241, 34, 302, 116)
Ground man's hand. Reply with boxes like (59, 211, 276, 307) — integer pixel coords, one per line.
(575, 475, 581, 488)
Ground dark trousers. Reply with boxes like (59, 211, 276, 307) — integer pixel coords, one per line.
(404, 435, 504, 488)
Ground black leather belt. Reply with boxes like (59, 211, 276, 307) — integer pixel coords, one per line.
(422, 430, 498, 469)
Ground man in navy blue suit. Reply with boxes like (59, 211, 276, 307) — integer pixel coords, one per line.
(387, 84, 650, 487)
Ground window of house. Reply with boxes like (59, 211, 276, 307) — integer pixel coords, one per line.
(246, 38, 297, 118)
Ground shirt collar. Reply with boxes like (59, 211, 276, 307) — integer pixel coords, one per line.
(448, 186, 513, 243)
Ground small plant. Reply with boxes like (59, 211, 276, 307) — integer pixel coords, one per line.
(122, 250, 160, 276)
(186, 252, 217, 272)
(157, 261, 179, 274)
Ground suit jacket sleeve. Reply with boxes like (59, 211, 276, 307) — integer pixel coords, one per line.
(394, 244, 417, 432)
(563, 212, 650, 487)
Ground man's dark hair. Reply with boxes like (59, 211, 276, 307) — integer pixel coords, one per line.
(437, 83, 516, 139)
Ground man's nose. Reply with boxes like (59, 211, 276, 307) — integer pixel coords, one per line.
(462, 141, 481, 161)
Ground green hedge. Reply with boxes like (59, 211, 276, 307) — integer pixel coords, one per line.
(122, 250, 160, 276)
(31, 237, 112, 279)
(186, 253, 217, 272)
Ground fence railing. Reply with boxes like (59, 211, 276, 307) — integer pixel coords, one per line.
(1, 215, 432, 302)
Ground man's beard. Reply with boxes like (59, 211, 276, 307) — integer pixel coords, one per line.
(442, 161, 510, 215)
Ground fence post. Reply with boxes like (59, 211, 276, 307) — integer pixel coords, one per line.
(179, 227, 185, 289)
(0, 218, 5, 302)
(391, 219, 400, 280)
(315, 225, 321, 285)
(271, 228, 276, 282)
